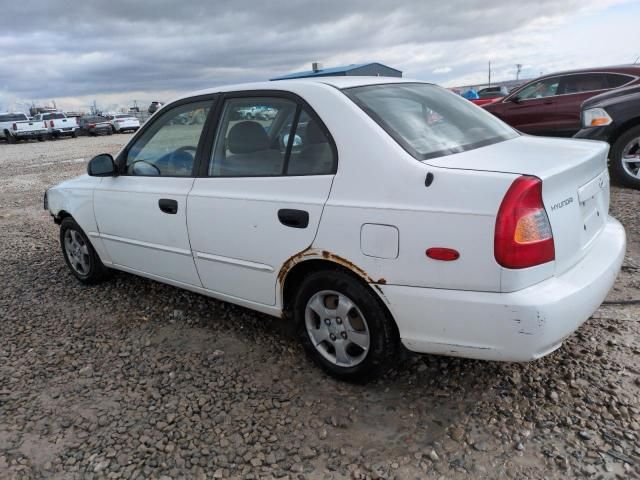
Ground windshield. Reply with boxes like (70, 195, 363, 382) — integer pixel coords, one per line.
(343, 83, 518, 160)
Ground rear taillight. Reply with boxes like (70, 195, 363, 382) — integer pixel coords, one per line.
(494, 176, 554, 269)
(88, 123, 95, 128)
(12, 123, 17, 130)
(49, 120, 54, 128)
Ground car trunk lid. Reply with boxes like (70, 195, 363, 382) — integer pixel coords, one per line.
(424, 135, 610, 275)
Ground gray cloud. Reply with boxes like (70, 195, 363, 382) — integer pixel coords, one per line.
(0, 0, 634, 110)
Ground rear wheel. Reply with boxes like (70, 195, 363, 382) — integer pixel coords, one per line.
(6, 133, 16, 144)
(293, 269, 398, 382)
(37, 136, 45, 142)
(60, 217, 110, 284)
(71, 131, 78, 138)
(610, 125, 640, 189)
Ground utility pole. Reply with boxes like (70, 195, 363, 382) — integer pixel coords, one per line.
(515, 64, 522, 81)
(488, 61, 491, 87)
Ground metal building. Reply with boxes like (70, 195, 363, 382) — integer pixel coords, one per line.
(271, 62, 402, 80)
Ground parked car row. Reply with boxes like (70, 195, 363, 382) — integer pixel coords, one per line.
(1, 111, 141, 142)
(480, 64, 640, 189)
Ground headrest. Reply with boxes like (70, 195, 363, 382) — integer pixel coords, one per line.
(227, 121, 269, 154)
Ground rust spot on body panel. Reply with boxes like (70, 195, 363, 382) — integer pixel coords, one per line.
(277, 248, 389, 303)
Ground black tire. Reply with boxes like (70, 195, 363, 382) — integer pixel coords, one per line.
(610, 125, 640, 189)
(60, 217, 110, 284)
(37, 136, 45, 142)
(71, 131, 78, 138)
(6, 133, 16, 144)
(293, 269, 399, 382)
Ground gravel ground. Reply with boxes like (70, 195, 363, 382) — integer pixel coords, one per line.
(0, 135, 639, 480)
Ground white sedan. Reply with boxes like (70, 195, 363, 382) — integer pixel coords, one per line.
(110, 114, 141, 133)
(44, 77, 625, 381)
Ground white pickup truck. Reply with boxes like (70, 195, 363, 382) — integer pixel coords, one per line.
(33, 112, 79, 138)
(0, 112, 48, 143)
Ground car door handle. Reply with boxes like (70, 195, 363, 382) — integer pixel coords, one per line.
(278, 209, 309, 229)
(543, 99, 554, 105)
(158, 198, 178, 214)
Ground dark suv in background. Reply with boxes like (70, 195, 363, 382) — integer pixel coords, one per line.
(575, 83, 640, 189)
(483, 65, 640, 136)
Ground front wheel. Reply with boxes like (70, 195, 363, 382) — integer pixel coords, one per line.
(71, 131, 78, 138)
(60, 217, 110, 284)
(610, 125, 640, 189)
(293, 269, 398, 382)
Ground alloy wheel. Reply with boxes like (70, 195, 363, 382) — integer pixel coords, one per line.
(64, 229, 90, 276)
(304, 290, 370, 367)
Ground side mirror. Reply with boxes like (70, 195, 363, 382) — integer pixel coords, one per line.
(87, 154, 117, 177)
(509, 95, 522, 104)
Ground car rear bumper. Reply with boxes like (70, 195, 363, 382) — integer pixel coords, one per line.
(15, 129, 48, 137)
(380, 216, 625, 362)
(52, 127, 78, 135)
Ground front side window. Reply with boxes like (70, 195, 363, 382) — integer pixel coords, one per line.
(209, 97, 336, 177)
(344, 83, 518, 161)
(516, 78, 560, 100)
(125, 100, 212, 176)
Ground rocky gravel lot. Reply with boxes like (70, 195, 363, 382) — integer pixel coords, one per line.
(0, 135, 639, 479)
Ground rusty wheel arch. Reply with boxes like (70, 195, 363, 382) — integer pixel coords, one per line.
(278, 248, 389, 319)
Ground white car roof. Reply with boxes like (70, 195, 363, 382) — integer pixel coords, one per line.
(179, 76, 427, 102)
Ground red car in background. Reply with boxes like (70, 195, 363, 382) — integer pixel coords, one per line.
(482, 65, 640, 136)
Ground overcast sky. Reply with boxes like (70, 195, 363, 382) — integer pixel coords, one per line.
(1, 0, 639, 112)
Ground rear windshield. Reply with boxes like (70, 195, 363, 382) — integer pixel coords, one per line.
(343, 83, 518, 160)
(0, 113, 27, 122)
(43, 113, 66, 120)
(116, 114, 133, 119)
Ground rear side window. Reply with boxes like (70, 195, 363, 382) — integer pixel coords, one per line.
(558, 74, 607, 94)
(344, 83, 517, 161)
(0, 113, 27, 122)
(605, 73, 634, 88)
(209, 97, 336, 177)
(286, 111, 335, 175)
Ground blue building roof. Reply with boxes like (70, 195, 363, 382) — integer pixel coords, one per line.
(271, 63, 401, 80)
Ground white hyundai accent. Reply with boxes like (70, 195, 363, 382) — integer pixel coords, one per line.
(44, 77, 626, 381)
